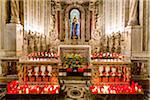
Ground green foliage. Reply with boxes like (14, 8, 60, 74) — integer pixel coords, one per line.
(62, 53, 84, 68)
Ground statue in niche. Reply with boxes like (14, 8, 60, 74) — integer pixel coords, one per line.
(10, 0, 20, 23)
(128, 0, 138, 25)
(71, 16, 79, 39)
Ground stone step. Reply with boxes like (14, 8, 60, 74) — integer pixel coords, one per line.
(63, 80, 86, 84)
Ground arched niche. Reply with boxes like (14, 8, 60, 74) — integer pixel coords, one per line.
(65, 4, 85, 43)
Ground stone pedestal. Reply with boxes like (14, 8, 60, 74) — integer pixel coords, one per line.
(125, 26, 142, 52)
(5, 23, 23, 56)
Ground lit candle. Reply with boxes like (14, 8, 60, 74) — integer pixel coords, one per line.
(26, 88, 29, 94)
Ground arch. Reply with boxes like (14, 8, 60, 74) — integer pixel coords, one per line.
(65, 4, 85, 42)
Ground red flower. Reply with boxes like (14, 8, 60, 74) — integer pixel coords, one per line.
(66, 68, 72, 72)
(78, 68, 84, 72)
(89, 86, 95, 90)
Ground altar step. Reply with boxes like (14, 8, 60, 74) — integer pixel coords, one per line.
(63, 80, 86, 84)
(59, 76, 91, 81)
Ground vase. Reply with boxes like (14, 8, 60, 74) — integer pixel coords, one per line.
(111, 66, 116, 76)
(105, 66, 110, 76)
(47, 65, 52, 76)
(99, 66, 104, 76)
(28, 69, 32, 77)
(41, 65, 46, 76)
(34, 66, 39, 77)
(117, 66, 122, 76)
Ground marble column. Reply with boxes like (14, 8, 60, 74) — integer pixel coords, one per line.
(88, 2, 95, 41)
(55, 2, 61, 40)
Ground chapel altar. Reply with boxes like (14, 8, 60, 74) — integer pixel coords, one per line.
(0, 0, 149, 99)
(6, 44, 143, 99)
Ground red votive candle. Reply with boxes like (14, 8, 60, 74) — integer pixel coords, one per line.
(103, 77, 108, 82)
(109, 77, 114, 82)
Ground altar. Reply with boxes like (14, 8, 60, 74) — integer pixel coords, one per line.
(6, 45, 143, 99)
(58, 45, 91, 78)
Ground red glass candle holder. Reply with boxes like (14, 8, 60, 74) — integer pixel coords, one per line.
(99, 77, 102, 82)
(24, 76, 29, 82)
(43, 77, 49, 82)
(91, 78, 100, 85)
(36, 77, 42, 82)
(29, 76, 35, 82)
(102, 77, 108, 82)
(109, 77, 114, 82)
(115, 77, 120, 82)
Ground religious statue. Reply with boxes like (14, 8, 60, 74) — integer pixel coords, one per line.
(71, 16, 79, 39)
(128, 0, 138, 25)
(10, 0, 20, 23)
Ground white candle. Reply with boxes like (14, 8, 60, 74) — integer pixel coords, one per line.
(26, 88, 29, 94)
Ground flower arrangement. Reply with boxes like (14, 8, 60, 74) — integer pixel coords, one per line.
(62, 53, 84, 68)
